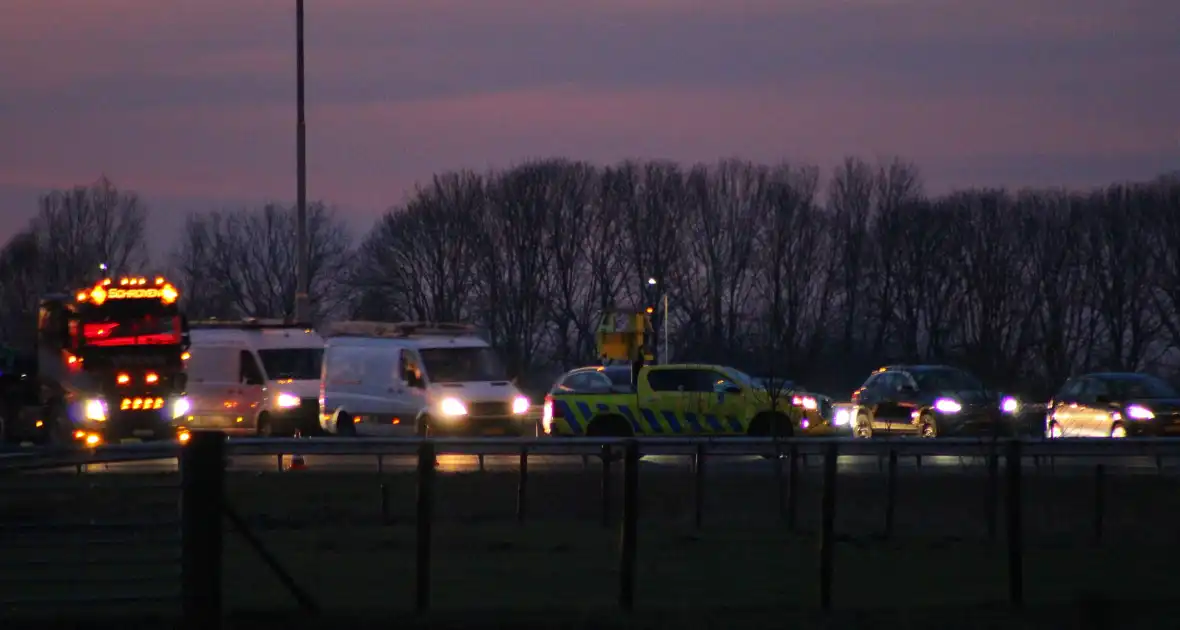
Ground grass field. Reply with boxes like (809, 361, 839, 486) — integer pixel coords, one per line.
(3, 454, 1180, 624)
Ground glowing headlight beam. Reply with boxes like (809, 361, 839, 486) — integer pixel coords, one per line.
(1126, 404, 1154, 420)
(84, 399, 107, 422)
(933, 398, 961, 413)
(275, 393, 301, 409)
(512, 396, 530, 415)
(172, 397, 191, 420)
(440, 397, 468, 416)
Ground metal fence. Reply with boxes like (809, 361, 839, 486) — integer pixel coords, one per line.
(2, 434, 1180, 624)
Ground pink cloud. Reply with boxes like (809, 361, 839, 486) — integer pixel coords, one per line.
(1, 0, 1177, 229)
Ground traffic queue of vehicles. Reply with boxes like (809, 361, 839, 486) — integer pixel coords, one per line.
(5, 301, 1180, 446)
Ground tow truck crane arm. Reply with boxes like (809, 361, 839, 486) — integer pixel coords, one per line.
(595, 309, 654, 386)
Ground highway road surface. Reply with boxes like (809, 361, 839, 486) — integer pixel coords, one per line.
(3, 449, 1174, 476)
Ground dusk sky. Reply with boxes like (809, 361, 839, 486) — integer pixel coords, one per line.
(2, 0, 1177, 255)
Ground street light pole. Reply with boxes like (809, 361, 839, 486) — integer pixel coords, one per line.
(647, 277, 669, 364)
(663, 292, 669, 364)
(294, 0, 310, 324)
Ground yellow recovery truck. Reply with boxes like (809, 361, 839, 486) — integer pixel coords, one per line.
(541, 310, 840, 438)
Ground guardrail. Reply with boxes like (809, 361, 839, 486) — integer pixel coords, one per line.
(3, 435, 1180, 473)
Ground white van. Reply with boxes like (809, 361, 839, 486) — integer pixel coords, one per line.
(319, 321, 534, 437)
(182, 320, 324, 437)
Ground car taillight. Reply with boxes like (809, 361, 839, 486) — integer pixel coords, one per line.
(792, 395, 818, 410)
(542, 396, 556, 434)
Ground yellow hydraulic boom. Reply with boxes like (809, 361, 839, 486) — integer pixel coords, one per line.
(595, 309, 654, 385)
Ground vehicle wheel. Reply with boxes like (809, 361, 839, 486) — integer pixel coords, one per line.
(1047, 420, 1063, 439)
(587, 415, 632, 462)
(854, 412, 873, 438)
(919, 413, 939, 438)
(336, 412, 357, 437)
(47, 405, 75, 447)
(255, 412, 272, 437)
(748, 413, 792, 459)
(1110, 423, 1126, 439)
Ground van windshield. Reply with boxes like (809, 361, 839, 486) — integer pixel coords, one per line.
(419, 347, 508, 383)
(257, 348, 323, 380)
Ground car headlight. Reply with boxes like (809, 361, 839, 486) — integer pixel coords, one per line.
(1126, 404, 1154, 420)
(833, 408, 851, 426)
(275, 393, 301, 409)
(512, 396, 530, 415)
(84, 399, 107, 422)
(1001, 396, 1019, 414)
(933, 398, 961, 413)
(172, 397, 191, 419)
(440, 397, 467, 416)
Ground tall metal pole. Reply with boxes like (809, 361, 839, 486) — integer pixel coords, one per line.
(663, 293, 669, 364)
(294, 0, 310, 324)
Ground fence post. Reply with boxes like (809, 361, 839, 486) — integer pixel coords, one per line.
(1093, 464, 1105, 545)
(619, 439, 640, 612)
(601, 444, 612, 528)
(181, 431, 225, 629)
(415, 440, 436, 614)
(516, 445, 528, 523)
(819, 441, 838, 612)
(1005, 439, 1023, 608)
(986, 441, 999, 543)
(883, 449, 897, 539)
(786, 443, 799, 531)
(693, 443, 706, 530)
(774, 439, 787, 523)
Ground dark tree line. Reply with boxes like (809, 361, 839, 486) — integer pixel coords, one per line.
(3, 163, 1179, 397)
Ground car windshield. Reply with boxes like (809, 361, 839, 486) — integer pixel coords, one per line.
(753, 376, 797, 391)
(721, 367, 757, 388)
(419, 347, 509, 383)
(77, 314, 181, 347)
(602, 368, 633, 387)
(913, 368, 984, 392)
(1101, 375, 1179, 399)
(257, 348, 323, 380)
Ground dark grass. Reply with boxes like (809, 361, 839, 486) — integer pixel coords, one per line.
(2, 455, 1180, 624)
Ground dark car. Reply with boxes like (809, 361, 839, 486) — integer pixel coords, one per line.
(1046, 372, 1180, 438)
(750, 376, 841, 432)
(850, 365, 1017, 438)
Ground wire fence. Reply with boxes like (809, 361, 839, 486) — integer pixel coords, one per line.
(2, 435, 1180, 623)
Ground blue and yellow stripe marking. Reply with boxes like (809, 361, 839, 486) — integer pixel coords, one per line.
(550, 395, 758, 436)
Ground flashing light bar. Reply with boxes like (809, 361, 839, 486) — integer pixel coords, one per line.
(76, 277, 179, 306)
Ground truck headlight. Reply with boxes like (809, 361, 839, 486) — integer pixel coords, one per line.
(833, 408, 851, 426)
(512, 396, 530, 415)
(84, 399, 107, 422)
(276, 393, 301, 409)
(1001, 396, 1019, 414)
(172, 397, 191, 419)
(440, 397, 467, 417)
(933, 398, 961, 413)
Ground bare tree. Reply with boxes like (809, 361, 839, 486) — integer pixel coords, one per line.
(825, 158, 877, 366)
(540, 160, 601, 367)
(475, 161, 560, 375)
(1084, 185, 1161, 370)
(176, 202, 350, 322)
(33, 176, 149, 290)
(0, 231, 45, 347)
